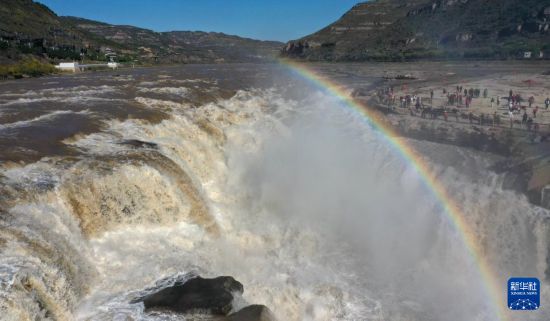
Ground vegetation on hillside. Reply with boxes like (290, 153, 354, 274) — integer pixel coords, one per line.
(0, 0, 282, 66)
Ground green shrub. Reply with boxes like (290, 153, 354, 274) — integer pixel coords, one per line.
(0, 65, 8, 78)
(0, 58, 57, 79)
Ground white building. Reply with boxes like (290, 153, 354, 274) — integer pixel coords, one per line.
(55, 62, 80, 72)
(107, 62, 119, 69)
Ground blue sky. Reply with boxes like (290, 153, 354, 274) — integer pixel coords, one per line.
(38, 0, 362, 42)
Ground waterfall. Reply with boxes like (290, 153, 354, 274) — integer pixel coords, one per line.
(0, 69, 548, 321)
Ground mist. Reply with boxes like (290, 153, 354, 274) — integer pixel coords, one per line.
(228, 89, 502, 321)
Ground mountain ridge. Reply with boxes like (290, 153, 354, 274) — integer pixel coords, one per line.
(281, 0, 550, 61)
(0, 0, 283, 64)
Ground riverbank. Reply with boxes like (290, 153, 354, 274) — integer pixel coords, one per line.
(0, 58, 145, 80)
(0, 58, 58, 79)
(340, 61, 550, 207)
(371, 100, 548, 205)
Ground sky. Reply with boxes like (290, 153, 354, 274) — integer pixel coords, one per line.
(37, 0, 362, 42)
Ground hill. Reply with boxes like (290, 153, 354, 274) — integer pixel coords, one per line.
(0, 0, 282, 64)
(281, 0, 550, 61)
(62, 17, 282, 64)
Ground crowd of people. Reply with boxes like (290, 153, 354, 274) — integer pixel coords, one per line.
(375, 85, 550, 132)
(505, 90, 549, 129)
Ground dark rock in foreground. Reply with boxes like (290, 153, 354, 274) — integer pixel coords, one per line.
(133, 275, 277, 320)
(141, 276, 244, 315)
(227, 305, 276, 321)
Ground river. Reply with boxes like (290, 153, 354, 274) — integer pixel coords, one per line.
(0, 64, 548, 321)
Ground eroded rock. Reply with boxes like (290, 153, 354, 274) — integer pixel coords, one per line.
(140, 276, 243, 315)
(227, 305, 276, 321)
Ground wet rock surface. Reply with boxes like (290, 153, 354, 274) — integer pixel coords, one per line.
(134, 276, 277, 320)
(140, 276, 244, 315)
(364, 81, 550, 208)
(119, 139, 158, 149)
(227, 305, 276, 321)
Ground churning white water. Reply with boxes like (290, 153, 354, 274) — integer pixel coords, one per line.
(0, 70, 549, 321)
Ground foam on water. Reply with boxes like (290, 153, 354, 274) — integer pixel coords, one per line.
(137, 87, 190, 97)
(134, 97, 189, 110)
(0, 85, 122, 107)
(0, 85, 118, 98)
(138, 79, 216, 87)
(0, 96, 123, 107)
(0, 110, 91, 130)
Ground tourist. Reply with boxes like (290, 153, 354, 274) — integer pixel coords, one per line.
(533, 106, 539, 118)
(483, 89, 488, 98)
(522, 112, 528, 125)
(469, 112, 473, 124)
(449, 94, 455, 105)
(509, 110, 514, 128)
(497, 96, 500, 106)
(529, 96, 535, 108)
(491, 97, 495, 108)
(443, 109, 448, 122)
(545, 97, 550, 110)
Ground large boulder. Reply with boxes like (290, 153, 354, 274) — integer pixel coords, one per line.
(140, 276, 244, 315)
(227, 305, 276, 321)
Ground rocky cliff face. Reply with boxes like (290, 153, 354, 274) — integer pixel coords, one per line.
(0, 0, 104, 63)
(282, 0, 550, 61)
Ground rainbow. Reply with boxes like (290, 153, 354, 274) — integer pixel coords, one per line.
(280, 59, 506, 321)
